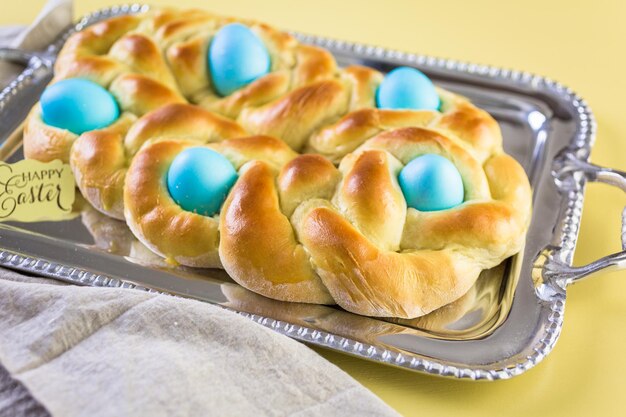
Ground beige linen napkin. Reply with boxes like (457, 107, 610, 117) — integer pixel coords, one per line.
(0, 2, 401, 416)
(0, 269, 399, 417)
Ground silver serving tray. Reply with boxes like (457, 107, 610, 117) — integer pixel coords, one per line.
(1, 4, 625, 380)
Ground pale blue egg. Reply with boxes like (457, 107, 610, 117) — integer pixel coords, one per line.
(376, 67, 440, 111)
(208, 23, 271, 97)
(167, 147, 238, 216)
(398, 154, 464, 211)
(40, 78, 120, 134)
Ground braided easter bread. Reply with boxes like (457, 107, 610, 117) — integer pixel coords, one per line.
(123, 135, 311, 272)
(220, 128, 530, 317)
(21, 6, 532, 318)
(124, 119, 530, 317)
(25, 7, 495, 167)
(23, 7, 341, 162)
(24, 12, 184, 162)
(70, 103, 246, 219)
(305, 88, 502, 164)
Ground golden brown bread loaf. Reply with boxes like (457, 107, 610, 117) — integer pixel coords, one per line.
(124, 123, 530, 317)
(21, 7, 532, 318)
(23, 7, 364, 162)
(28, 7, 501, 224)
(25, 8, 500, 166)
(25, 7, 374, 219)
(69, 91, 499, 221)
(70, 103, 246, 219)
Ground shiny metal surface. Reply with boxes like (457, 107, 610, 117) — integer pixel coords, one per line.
(543, 151, 626, 286)
(0, 4, 622, 380)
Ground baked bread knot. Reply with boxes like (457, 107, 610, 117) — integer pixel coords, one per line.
(145, 9, 390, 155)
(24, 7, 347, 163)
(219, 127, 531, 318)
(25, 7, 499, 168)
(305, 88, 502, 164)
(155, 9, 339, 118)
(27, 7, 459, 164)
(70, 103, 246, 219)
(24, 13, 186, 162)
(122, 135, 324, 276)
(21, 6, 533, 319)
(120, 111, 530, 317)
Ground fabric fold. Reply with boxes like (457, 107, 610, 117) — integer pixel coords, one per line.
(0, 269, 399, 417)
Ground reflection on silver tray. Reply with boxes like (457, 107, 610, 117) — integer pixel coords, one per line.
(2, 4, 625, 380)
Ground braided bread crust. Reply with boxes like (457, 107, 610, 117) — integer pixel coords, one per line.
(51, 9, 402, 222)
(221, 129, 529, 317)
(27, 7, 501, 186)
(304, 88, 502, 164)
(123, 135, 305, 269)
(22, 7, 533, 318)
(24, 8, 342, 162)
(70, 103, 246, 219)
(282, 129, 530, 317)
(25, 13, 180, 162)
(31, 9, 493, 166)
(126, 120, 529, 318)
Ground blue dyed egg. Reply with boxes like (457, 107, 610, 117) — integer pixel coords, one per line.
(398, 154, 464, 211)
(208, 23, 271, 97)
(376, 67, 440, 111)
(40, 78, 120, 134)
(167, 147, 238, 216)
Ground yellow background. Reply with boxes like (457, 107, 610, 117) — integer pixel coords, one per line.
(3, 1, 626, 416)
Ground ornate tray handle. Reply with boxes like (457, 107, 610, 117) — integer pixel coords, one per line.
(544, 150, 626, 287)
